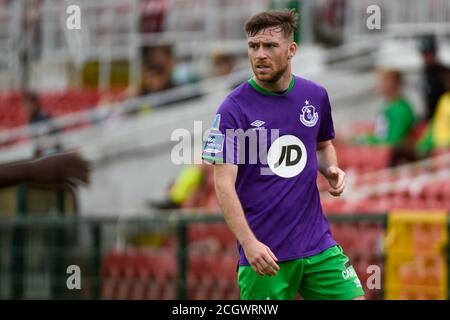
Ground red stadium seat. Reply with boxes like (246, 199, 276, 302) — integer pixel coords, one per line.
(0, 89, 126, 149)
(101, 249, 126, 299)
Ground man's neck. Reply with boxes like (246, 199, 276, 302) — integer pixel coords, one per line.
(253, 70, 292, 93)
(387, 92, 402, 101)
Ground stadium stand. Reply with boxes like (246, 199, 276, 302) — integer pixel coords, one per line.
(0, 89, 125, 130)
(0, 0, 450, 301)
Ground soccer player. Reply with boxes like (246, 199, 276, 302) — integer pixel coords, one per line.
(202, 10, 365, 300)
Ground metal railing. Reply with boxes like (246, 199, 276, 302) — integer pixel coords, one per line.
(0, 207, 389, 300)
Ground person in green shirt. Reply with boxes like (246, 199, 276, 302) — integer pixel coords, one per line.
(356, 69, 416, 147)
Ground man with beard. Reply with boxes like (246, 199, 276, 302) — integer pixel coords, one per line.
(202, 10, 364, 300)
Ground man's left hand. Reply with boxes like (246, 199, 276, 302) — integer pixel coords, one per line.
(326, 166, 345, 197)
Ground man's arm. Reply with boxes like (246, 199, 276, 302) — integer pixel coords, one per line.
(0, 152, 91, 188)
(317, 140, 345, 197)
(214, 163, 279, 276)
(0, 162, 29, 187)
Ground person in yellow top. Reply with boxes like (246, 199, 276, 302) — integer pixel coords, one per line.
(148, 164, 209, 210)
(432, 89, 450, 149)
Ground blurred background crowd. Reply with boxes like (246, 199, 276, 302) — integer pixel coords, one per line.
(0, 0, 449, 300)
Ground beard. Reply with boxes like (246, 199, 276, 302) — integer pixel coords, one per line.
(253, 62, 288, 84)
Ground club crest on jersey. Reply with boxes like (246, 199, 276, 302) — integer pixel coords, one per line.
(299, 100, 318, 127)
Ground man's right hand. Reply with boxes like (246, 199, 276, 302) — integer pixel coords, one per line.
(242, 239, 280, 276)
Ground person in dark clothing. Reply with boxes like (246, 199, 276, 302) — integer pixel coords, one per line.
(22, 91, 61, 157)
(22, 91, 51, 124)
(419, 35, 450, 121)
(140, 62, 174, 96)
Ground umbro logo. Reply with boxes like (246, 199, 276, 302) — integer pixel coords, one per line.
(250, 120, 265, 129)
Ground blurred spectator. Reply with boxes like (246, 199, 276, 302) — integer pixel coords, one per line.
(148, 165, 205, 210)
(22, 91, 51, 124)
(212, 52, 235, 77)
(121, 58, 175, 115)
(141, 62, 175, 95)
(134, 62, 175, 114)
(127, 45, 180, 99)
(416, 68, 450, 156)
(148, 164, 219, 211)
(124, 45, 176, 101)
(419, 35, 450, 121)
(22, 91, 61, 157)
(105, 44, 201, 117)
(144, 45, 198, 87)
(145, 46, 175, 78)
(355, 69, 416, 148)
(121, 45, 201, 114)
(0, 152, 90, 188)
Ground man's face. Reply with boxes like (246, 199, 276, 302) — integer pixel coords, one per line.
(143, 67, 171, 92)
(22, 98, 38, 119)
(421, 51, 437, 67)
(247, 27, 296, 83)
(376, 71, 399, 98)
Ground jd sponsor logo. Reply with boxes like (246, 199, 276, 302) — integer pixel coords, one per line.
(267, 135, 307, 178)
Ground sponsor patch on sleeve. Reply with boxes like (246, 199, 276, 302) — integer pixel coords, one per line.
(203, 132, 224, 154)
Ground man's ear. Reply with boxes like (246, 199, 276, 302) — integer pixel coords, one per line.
(288, 41, 297, 59)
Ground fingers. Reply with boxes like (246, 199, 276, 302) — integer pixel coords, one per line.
(327, 167, 343, 184)
(251, 252, 280, 276)
(64, 155, 92, 185)
(251, 261, 265, 276)
(267, 247, 279, 263)
(245, 241, 281, 276)
(336, 170, 345, 188)
(328, 166, 338, 177)
(64, 178, 78, 190)
(78, 160, 91, 184)
(261, 254, 279, 276)
(327, 167, 346, 197)
(265, 248, 280, 271)
(252, 259, 275, 276)
(329, 179, 346, 197)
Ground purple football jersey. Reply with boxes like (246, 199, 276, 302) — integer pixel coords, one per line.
(202, 75, 337, 266)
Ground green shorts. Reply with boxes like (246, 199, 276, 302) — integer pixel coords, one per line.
(238, 245, 365, 300)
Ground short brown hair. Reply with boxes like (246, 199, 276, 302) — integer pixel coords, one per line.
(245, 9, 298, 40)
(378, 68, 403, 86)
(22, 91, 40, 106)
